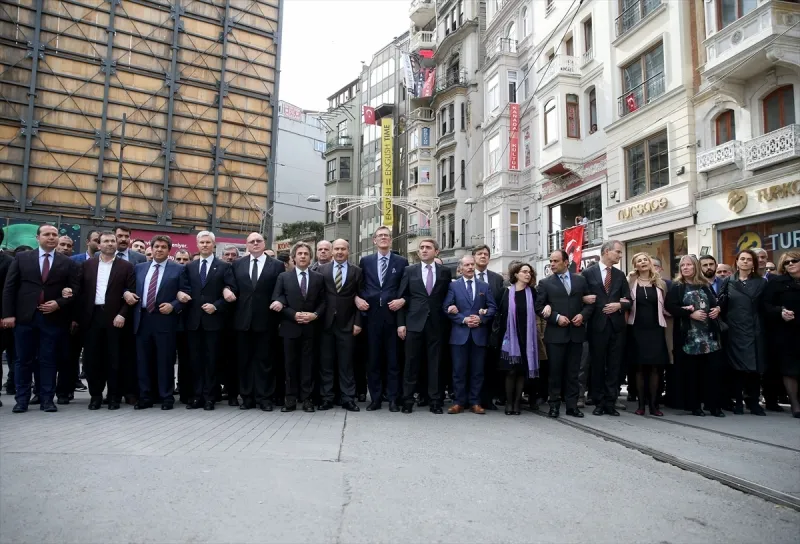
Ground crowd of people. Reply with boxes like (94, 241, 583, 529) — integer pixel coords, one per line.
(0, 223, 798, 422)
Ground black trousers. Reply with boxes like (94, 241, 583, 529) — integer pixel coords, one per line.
(176, 330, 191, 401)
(403, 321, 442, 405)
(83, 308, 122, 399)
(685, 351, 723, 411)
(56, 327, 81, 399)
(354, 329, 368, 397)
(589, 326, 626, 409)
(546, 342, 582, 410)
(237, 330, 275, 405)
(135, 313, 176, 405)
(188, 329, 220, 402)
(121, 321, 138, 399)
(284, 335, 314, 405)
(480, 346, 501, 404)
(221, 327, 239, 398)
(320, 327, 356, 404)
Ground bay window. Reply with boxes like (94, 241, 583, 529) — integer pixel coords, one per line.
(626, 131, 669, 197)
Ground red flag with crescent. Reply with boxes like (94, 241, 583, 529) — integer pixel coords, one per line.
(363, 106, 376, 125)
(563, 225, 585, 273)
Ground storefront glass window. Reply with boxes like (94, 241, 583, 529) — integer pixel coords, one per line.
(625, 229, 688, 279)
(719, 216, 800, 270)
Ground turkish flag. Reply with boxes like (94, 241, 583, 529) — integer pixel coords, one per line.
(418, 49, 434, 59)
(625, 93, 638, 112)
(363, 105, 376, 125)
(563, 225, 585, 274)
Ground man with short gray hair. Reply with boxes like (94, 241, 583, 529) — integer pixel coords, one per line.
(311, 240, 332, 271)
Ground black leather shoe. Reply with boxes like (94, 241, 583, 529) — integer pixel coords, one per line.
(259, 402, 273, 412)
(592, 406, 605, 416)
(161, 403, 173, 410)
(401, 404, 413, 414)
(56, 396, 70, 405)
(88, 397, 102, 410)
(303, 400, 315, 413)
(430, 404, 443, 414)
(134, 401, 153, 410)
(186, 399, 203, 410)
(548, 408, 559, 418)
(12, 403, 27, 413)
(605, 407, 620, 416)
(566, 408, 584, 418)
(357, 394, 367, 403)
(30, 394, 40, 405)
(318, 401, 335, 411)
(42, 401, 57, 413)
(239, 402, 250, 410)
(342, 401, 360, 412)
(366, 402, 381, 411)
(281, 404, 296, 413)
(389, 402, 400, 413)
(74, 380, 87, 392)
(204, 401, 215, 411)
(108, 401, 120, 410)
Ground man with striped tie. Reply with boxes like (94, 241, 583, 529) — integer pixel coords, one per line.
(317, 239, 362, 412)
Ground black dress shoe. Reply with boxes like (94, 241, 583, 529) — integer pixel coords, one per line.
(281, 404, 296, 412)
(161, 403, 173, 410)
(228, 398, 240, 407)
(108, 401, 120, 410)
(41, 402, 57, 413)
(204, 401, 215, 410)
(186, 399, 203, 410)
(548, 408, 559, 418)
(88, 397, 102, 410)
(303, 400, 315, 413)
(239, 403, 250, 410)
(102, 396, 110, 405)
(401, 404, 413, 414)
(357, 394, 367, 403)
(366, 402, 381, 411)
(259, 402, 273, 412)
(74, 380, 87, 392)
(566, 408, 584, 418)
(342, 401, 360, 412)
(30, 394, 40, 405)
(56, 396, 70, 405)
(12, 403, 27, 413)
(592, 406, 605, 416)
(605, 407, 620, 416)
(134, 401, 153, 410)
(430, 404, 443, 415)
(389, 402, 400, 413)
(318, 401, 335, 411)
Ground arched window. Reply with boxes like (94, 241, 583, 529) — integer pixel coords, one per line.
(763, 85, 795, 134)
(715, 109, 736, 145)
(588, 87, 597, 134)
(544, 99, 557, 145)
(507, 21, 516, 40)
(505, 21, 517, 53)
(521, 7, 529, 37)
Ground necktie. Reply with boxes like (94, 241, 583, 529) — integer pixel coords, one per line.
(300, 271, 307, 298)
(467, 279, 474, 301)
(425, 265, 433, 295)
(39, 253, 51, 304)
(146, 263, 160, 313)
(200, 259, 208, 287)
(479, 271, 486, 283)
(251, 258, 259, 286)
(117, 251, 125, 260)
(603, 267, 612, 293)
(561, 274, 570, 295)
(380, 256, 388, 285)
(335, 264, 343, 292)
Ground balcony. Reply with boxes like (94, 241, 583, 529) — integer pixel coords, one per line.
(486, 38, 518, 63)
(697, 140, 742, 173)
(408, 227, 432, 238)
(411, 30, 436, 51)
(537, 55, 580, 88)
(615, 0, 663, 39)
(617, 72, 665, 117)
(547, 219, 604, 253)
(581, 48, 594, 67)
(324, 136, 352, 154)
(483, 170, 530, 196)
(703, 0, 800, 79)
(743, 124, 800, 171)
(409, 0, 435, 26)
(435, 69, 468, 94)
(410, 107, 434, 122)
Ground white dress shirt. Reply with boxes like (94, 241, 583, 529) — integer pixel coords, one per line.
(38, 247, 54, 274)
(333, 260, 348, 288)
(250, 254, 266, 280)
(95, 257, 115, 305)
(142, 259, 167, 308)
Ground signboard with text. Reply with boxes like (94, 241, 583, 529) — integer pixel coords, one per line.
(381, 118, 394, 227)
(509, 103, 520, 171)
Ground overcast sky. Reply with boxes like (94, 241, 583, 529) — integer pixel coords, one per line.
(280, 0, 410, 111)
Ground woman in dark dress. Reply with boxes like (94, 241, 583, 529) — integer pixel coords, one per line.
(626, 252, 669, 416)
(763, 250, 800, 418)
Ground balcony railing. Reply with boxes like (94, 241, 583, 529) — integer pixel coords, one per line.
(486, 38, 518, 61)
(411, 30, 436, 51)
(410, 107, 434, 122)
(435, 69, 468, 93)
(537, 55, 580, 87)
(408, 227, 432, 238)
(409, 0, 434, 23)
(617, 72, 665, 117)
(697, 140, 742, 173)
(326, 135, 352, 150)
(548, 219, 604, 253)
(743, 124, 800, 171)
(581, 48, 594, 66)
(616, 0, 662, 38)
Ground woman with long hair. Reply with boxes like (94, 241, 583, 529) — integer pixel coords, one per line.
(718, 249, 767, 416)
(493, 262, 539, 415)
(665, 255, 724, 416)
(763, 251, 800, 418)
(626, 253, 669, 416)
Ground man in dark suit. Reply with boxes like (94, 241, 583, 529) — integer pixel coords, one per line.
(114, 225, 146, 405)
(443, 255, 496, 414)
(114, 226, 147, 264)
(272, 242, 325, 413)
(2, 224, 81, 413)
(472, 245, 506, 410)
(582, 240, 631, 416)
(397, 238, 452, 414)
(536, 249, 593, 418)
(226, 231, 285, 410)
(0, 230, 13, 408)
(182, 231, 235, 410)
(125, 235, 190, 410)
(317, 239, 361, 412)
(71, 230, 100, 264)
(78, 231, 135, 410)
(355, 225, 408, 412)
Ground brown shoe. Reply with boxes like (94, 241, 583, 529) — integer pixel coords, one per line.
(447, 404, 464, 414)
(470, 404, 486, 415)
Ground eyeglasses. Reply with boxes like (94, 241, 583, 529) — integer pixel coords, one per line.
(786, 259, 800, 265)
(766, 266, 776, 271)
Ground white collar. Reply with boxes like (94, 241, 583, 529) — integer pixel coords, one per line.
(151, 259, 167, 267)
(38, 247, 53, 258)
(251, 254, 264, 262)
(200, 255, 214, 265)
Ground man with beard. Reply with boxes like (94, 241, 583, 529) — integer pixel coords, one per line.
(700, 255, 723, 295)
(72, 231, 100, 263)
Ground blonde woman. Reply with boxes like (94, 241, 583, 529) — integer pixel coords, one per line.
(626, 253, 669, 416)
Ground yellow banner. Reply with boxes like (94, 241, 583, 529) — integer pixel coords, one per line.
(381, 117, 394, 227)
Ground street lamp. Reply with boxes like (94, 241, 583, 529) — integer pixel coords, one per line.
(306, 194, 321, 203)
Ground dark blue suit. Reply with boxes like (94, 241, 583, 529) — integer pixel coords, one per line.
(70, 252, 91, 264)
(132, 259, 190, 405)
(358, 251, 408, 405)
(443, 277, 496, 407)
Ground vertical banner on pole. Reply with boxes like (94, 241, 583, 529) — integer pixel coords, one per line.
(563, 225, 585, 273)
(509, 103, 520, 171)
(381, 117, 394, 227)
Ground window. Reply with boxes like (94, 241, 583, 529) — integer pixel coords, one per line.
(506, 22, 517, 49)
(326, 202, 334, 224)
(510, 210, 520, 251)
(458, 0, 464, 25)
(565, 37, 574, 57)
(488, 133, 500, 174)
(544, 99, 557, 145)
(583, 18, 593, 52)
(521, 7, 529, 37)
(448, 104, 455, 133)
(763, 85, 795, 133)
(508, 70, 517, 103)
(337, 120, 348, 138)
(626, 131, 669, 197)
(488, 74, 500, 111)
(588, 88, 598, 133)
(565, 94, 580, 139)
(440, 107, 447, 136)
(314, 140, 325, 153)
(445, 13, 451, 35)
(440, 159, 448, 191)
(489, 213, 500, 252)
(448, 156, 455, 189)
(409, 212, 418, 232)
(410, 166, 418, 186)
(718, 0, 757, 30)
(448, 214, 455, 248)
(715, 110, 736, 145)
(519, 65, 528, 102)
(440, 216, 447, 248)
(546, 0, 554, 14)
(339, 156, 350, 179)
(461, 219, 466, 247)
(410, 129, 418, 151)
(460, 159, 466, 189)
(523, 208, 530, 251)
(327, 159, 336, 181)
(621, 43, 665, 116)
(460, 102, 466, 130)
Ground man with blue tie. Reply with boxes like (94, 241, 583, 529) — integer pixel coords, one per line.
(355, 225, 408, 412)
(124, 235, 190, 410)
(114, 226, 147, 264)
(442, 255, 496, 415)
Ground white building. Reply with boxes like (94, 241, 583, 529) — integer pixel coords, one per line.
(693, 0, 800, 268)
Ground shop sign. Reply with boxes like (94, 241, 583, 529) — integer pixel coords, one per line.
(767, 229, 800, 251)
(727, 189, 747, 213)
(756, 180, 800, 203)
(617, 197, 668, 220)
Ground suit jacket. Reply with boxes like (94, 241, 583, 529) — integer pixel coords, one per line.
(184, 257, 235, 332)
(443, 277, 496, 346)
(358, 252, 408, 324)
(230, 255, 285, 332)
(582, 264, 632, 333)
(0, 252, 12, 314)
(2, 249, 81, 326)
(535, 272, 593, 344)
(123, 250, 147, 265)
(71, 252, 93, 264)
(318, 261, 362, 331)
(397, 263, 452, 333)
(272, 269, 326, 339)
(475, 268, 505, 303)
(131, 259, 190, 333)
(79, 256, 135, 327)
